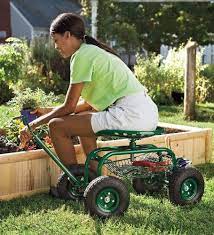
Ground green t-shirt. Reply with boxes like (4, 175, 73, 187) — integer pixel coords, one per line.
(70, 43, 144, 111)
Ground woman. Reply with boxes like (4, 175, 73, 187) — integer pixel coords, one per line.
(20, 13, 158, 169)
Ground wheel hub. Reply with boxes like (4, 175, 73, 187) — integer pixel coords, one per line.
(96, 188, 119, 212)
(104, 193, 112, 203)
(180, 178, 198, 200)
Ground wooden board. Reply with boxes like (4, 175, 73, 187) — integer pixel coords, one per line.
(0, 122, 212, 200)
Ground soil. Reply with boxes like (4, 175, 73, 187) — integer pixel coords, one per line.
(0, 128, 185, 154)
(164, 128, 184, 134)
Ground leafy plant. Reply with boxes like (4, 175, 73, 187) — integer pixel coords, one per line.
(134, 45, 210, 105)
(0, 135, 18, 154)
(0, 37, 30, 85)
(199, 64, 214, 102)
(4, 117, 53, 151)
(8, 88, 39, 111)
(28, 38, 70, 95)
(8, 88, 59, 111)
(134, 54, 174, 105)
(4, 118, 25, 145)
(0, 37, 69, 100)
(0, 79, 14, 105)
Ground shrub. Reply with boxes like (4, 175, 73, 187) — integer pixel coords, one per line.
(162, 46, 185, 93)
(0, 37, 69, 97)
(134, 45, 210, 105)
(16, 64, 69, 95)
(134, 54, 174, 105)
(0, 77, 14, 105)
(8, 88, 39, 111)
(8, 88, 60, 111)
(199, 64, 214, 102)
(29, 37, 70, 95)
(0, 38, 30, 84)
(4, 118, 25, 145)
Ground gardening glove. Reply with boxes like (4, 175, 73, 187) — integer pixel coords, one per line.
(31, 107, 53, 117)
(19, 126, 32, 148)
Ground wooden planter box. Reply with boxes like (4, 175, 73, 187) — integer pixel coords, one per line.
(0, 122, 212, 201)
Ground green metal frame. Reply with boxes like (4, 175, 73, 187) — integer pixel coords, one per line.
(25, 120, 178, 191)
(84, 144, 177, 177)
(26, 123, 84, 188)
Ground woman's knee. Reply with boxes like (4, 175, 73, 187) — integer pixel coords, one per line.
(48, 118, 63, 132)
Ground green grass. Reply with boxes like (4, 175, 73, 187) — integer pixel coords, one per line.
(159, 103, 214, 153)
(0, 103, 214, 234)
(159, 103, 214, 129)
(0, 169, 214, 235)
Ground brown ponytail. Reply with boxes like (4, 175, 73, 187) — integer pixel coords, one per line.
(50, 13, 118, 56)
(84, 35, 118, 57)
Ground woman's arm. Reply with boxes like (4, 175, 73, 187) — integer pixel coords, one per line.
(74, 100, 92, 114)
(32, 99, 92, 116)
(31, 107, 54, 116)
(29, 83, 84, 130)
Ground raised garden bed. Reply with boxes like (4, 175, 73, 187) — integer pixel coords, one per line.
(0, 122, 212, 200)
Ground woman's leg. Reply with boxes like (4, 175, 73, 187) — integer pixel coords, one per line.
(76, 111, 98, 170)
(48, 113, 95, 166)
(79, 136, 98, 170)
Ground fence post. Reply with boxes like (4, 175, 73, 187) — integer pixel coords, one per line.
(184, 41, 197, 120)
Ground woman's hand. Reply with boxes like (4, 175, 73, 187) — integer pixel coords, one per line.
(19, 126, 32, 148)
(31, 107, 53, 117)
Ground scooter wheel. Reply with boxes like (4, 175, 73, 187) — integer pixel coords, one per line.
(84, 176, 130, 218)
(132, 177, 163, 195)
(52, 164, 96, 200)
(168, 166, 204, 205)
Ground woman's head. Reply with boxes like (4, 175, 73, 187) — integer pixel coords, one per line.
(50, 13, 85, 58)
(50, 13, 85, 39)
(50, 12, 118, 58)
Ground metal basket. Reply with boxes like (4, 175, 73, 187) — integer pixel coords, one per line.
(103, 152, 173, 178)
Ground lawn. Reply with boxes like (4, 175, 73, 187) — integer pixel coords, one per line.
(0, 103, 214, 235)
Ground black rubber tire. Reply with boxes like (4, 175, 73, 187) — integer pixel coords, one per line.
(56, 164, 97, 200)
(84, 176, 130, 218)
(168, 166, 204, 206)
(132, 177, 163, 195)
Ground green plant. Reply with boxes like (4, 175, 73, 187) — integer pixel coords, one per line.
(134, 54, 174, 105)
(134, 45, 210, 105)
(199, 64, 214, 102)
(0, 65, 14, 105)
(4, 118, 25, 145)
(29, 37, 70, 95)
(0, 37, 30, 85)
(21, 97, 38, 110)
(8, 88, 39, 111)
(0, 37, 69, 96)
(162, 46, 185, 93)
(0, 79, 14, 105)
(0, 135, 18, 154)
(16, 63, 69, 95)
(4, 117, 53, 150)
(8, 88, 60, 111)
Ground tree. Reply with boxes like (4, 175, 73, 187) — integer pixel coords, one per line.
(111, 22, 139, 66)
(80, 1, 214, 54)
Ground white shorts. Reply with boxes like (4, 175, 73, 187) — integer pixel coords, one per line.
(91, 91, 158, 133)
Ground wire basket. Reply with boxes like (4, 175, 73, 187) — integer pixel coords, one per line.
(103, 152, 173, 178)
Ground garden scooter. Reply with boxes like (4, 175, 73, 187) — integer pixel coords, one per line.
(25, 119, 204, 219)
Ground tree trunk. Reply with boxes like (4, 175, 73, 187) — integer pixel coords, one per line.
(184, 41, 197, 120)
